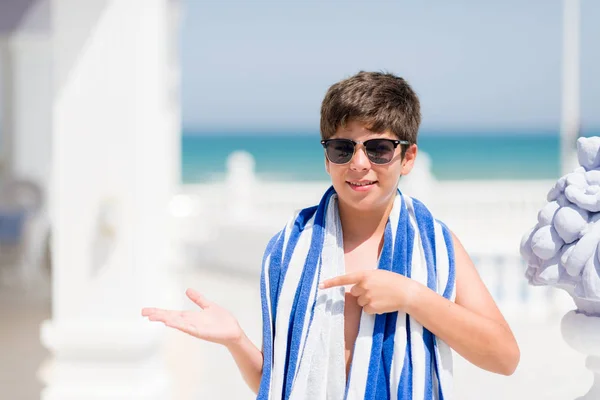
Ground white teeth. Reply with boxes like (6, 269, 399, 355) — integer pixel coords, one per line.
(349, 181, 375, 186)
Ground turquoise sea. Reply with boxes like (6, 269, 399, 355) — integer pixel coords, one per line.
(181, 130, 597, 184)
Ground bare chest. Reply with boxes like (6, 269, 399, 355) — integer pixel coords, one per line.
(343, 243, 380, 376)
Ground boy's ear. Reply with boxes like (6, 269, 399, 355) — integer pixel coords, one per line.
(324, 157, 331, 175)
(400, 144, 418, 175)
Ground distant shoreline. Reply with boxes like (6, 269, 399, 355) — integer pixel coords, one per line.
(179, 132, 576, 183)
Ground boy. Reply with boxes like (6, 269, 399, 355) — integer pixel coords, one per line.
(142, 71, 520, 399)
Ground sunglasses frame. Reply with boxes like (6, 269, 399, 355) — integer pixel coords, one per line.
(320, 138, 411, 165)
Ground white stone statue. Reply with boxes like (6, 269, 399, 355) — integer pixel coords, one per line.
(520, 136, 600, 399)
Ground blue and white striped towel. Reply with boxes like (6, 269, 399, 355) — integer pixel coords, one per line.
(257, 186, 457, 400)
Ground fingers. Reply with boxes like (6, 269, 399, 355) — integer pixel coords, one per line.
(319, 271, 365, 289)
(186, 288, 211, 309)
(141, 307, 157, 317)
(350, 284, 365, 297)
(164, 316, 198, 335)
(141, 308, 177, 323)
(357, 296, 369, 308)
(363, 305, 376, 315)
(141, 308, 198, 336)
(142, 288, 209, 322)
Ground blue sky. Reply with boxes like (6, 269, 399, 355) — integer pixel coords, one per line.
(180, 0, 599, 133)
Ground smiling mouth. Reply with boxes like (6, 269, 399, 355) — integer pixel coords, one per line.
(347, 180, 377, 187)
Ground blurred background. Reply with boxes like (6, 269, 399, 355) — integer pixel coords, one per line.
(0, 0, 599, 399)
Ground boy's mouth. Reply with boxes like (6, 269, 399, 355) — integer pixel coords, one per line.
(347, 180, 377, 191)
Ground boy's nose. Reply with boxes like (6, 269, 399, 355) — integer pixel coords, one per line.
(349, 146, 371, 170)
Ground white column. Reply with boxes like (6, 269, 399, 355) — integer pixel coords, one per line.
(3, 34, 53, 285)
(0, 33, 51, 186)
(560, 0, 580, 176)
(8, 33, 52, 188)
(40, 1, 180, 399)
(0, 37, 15, 179)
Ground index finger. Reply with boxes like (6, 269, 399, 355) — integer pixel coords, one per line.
(319, 271, 365, 289)
(186, 288, 211, 309)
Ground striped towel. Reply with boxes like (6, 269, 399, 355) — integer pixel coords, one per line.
(257, 186, 457, 400)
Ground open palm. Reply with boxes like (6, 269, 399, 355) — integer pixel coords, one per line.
(142, 288, 242, 346)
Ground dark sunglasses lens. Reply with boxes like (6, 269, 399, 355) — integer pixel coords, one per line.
(365, 140, 396, 164)
(326, 140, 355, 164)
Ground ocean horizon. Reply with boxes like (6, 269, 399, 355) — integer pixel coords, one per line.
(181, 129, 600, 184)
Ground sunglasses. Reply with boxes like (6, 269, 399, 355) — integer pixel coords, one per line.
(320, 138, 410, 165)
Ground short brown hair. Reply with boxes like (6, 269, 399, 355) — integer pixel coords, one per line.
(320, 71, 421, 144)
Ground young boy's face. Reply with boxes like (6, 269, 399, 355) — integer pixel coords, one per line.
(324, 120, 417, 213)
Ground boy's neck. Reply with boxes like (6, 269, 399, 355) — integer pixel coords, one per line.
(338, 197, 395, 246)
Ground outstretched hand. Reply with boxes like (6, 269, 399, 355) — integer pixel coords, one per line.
(142, 288, 243, 347)
(319, 270, 418, 315)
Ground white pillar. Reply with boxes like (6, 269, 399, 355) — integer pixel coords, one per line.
(0, 37, 15, 179)
(560, 0, 580, 176)
(0, 33, 52, 186)
(8, 33, 52, 188)
(39, 1, 180, 399)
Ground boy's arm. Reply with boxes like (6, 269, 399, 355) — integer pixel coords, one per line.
(320, 231, 520, 375)
(226, 333, 264, 394)
(405, 231, 520, 375)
